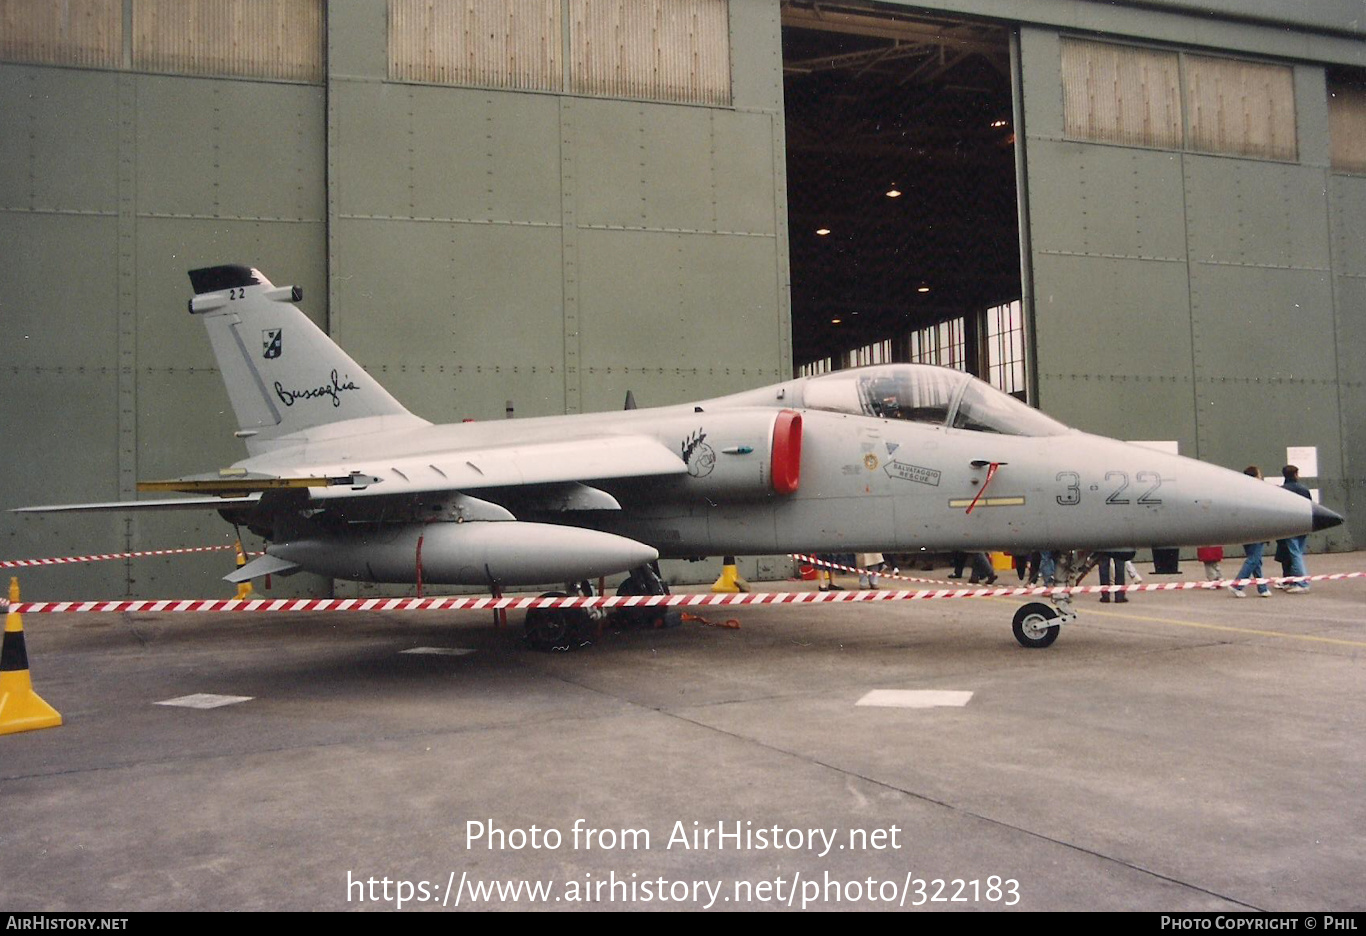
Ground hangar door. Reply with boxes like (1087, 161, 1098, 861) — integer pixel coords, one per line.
(782, 3, 1028, 399)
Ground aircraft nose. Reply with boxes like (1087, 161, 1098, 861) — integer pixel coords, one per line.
(1312, 502, 1344, 532)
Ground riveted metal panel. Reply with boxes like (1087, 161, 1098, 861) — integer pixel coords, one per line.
(576, 228, 783, 410)
(1295, 65, 1331, 169)
(1017, 27, 1064, 141)
(0, 212, 120, 367)
(1329, 174, 1366, 277)
(1027, 138, 1187, 261)
(1329, 175, 1366, 540)
(329, 81, 414, 219)
(728, 0, 780, 111)
(683, 231, 785, 376)
(1187, 262, 1340, 474)
(1189, 265, 1334, 382)
(711, 108, 776, 236)
(0, 365, 126, 601)
(0, 371, 120, 502)
(133, 0, 324, 83)
(0, 65, 121, 214)
(0, 0, 121, 68)
(1195, 376, 1343, 481)
(573, 98, 649, 229)
(573, 97, 773, 235)
(329, 78, 565, 227)
(135, 369, 250, 481)
(1032, 253, 1196, 432)
(136, 75, 325, 222)
(1038, 373, 1201, 460)
(327, 0, 387, 78)
(1183, 156, 1332, 270)
(1194, 377, 1350, 551)
(331, 218, 567, 420)
(1332, 276, 1366, 389)
(638, 105, 715, 232)
(405, 83, 563, 224)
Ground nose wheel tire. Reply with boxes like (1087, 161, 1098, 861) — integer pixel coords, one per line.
(1012, 602, 1061, 649)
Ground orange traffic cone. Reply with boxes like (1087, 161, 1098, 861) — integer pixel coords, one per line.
(0, 578, 63, 736)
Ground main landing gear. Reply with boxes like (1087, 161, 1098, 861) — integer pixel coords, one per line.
(523, 563, 678, 652)
(523, 580, 598, 652)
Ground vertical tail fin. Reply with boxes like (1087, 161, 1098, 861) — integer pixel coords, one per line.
(187, 265, 426, 455)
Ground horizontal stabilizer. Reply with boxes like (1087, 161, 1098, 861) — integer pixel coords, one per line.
(13, 494, 262, 514)
(224, 552, 301, 583)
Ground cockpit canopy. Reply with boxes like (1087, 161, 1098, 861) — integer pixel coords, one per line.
(801, 365, 1068, 437)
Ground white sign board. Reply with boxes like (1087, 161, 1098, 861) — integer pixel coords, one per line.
(1286, 446, 1318, 478)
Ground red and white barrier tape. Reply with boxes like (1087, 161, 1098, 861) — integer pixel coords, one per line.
(0, 544, 238, 569)
(792, 553, 962, 586)
(2, 572, 1362, 614)
(789, 553, 1366, 593)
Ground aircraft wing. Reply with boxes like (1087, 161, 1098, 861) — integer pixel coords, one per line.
(300, 434, 688, 501)
(16, 436, 687, 514)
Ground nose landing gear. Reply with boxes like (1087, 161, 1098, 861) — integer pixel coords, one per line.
(1011, 550, 1092, 648)
(1012, 603, 1061, 648)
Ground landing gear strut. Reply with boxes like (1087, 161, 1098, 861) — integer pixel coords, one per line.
(523, 581, 597, 652)
(614, 562, 680, 631)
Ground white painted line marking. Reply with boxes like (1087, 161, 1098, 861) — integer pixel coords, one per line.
(155, 693, 253, 709)
(856, 690, 973, 709)
(400, 647, 477, 656)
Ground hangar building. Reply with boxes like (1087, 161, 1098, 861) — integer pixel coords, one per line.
(2, 0, 1361, 598)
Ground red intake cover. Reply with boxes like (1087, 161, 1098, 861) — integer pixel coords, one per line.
(771, 410, 802, 494)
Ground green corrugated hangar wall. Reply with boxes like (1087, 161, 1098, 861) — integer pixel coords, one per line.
(999, 1, 1364, 554)
(0, 0, 791, 600)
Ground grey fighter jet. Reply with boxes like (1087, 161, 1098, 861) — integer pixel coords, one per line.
(18, 266, 1343, 649)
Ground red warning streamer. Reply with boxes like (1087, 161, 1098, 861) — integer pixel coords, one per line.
(965, 461, 1001, 514)
(0, 544, 238, 569)
(3, 572, 1362, 615)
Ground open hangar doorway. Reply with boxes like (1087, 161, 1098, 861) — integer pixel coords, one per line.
(782, 3, 1028, 397)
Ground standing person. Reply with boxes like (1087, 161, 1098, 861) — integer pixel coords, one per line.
(857, 552, 885, 589)
(1274, 465, 1313, 593)
(816, 554, 842, 592)
(1197, 545, 1225, 586)
(967, 552, 997, 585)
(1096, 550, 1133, 603)
(1038, 550, 1057, 587)
(948, 552, 967, 579)
(1230, 466, 1273, 598)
